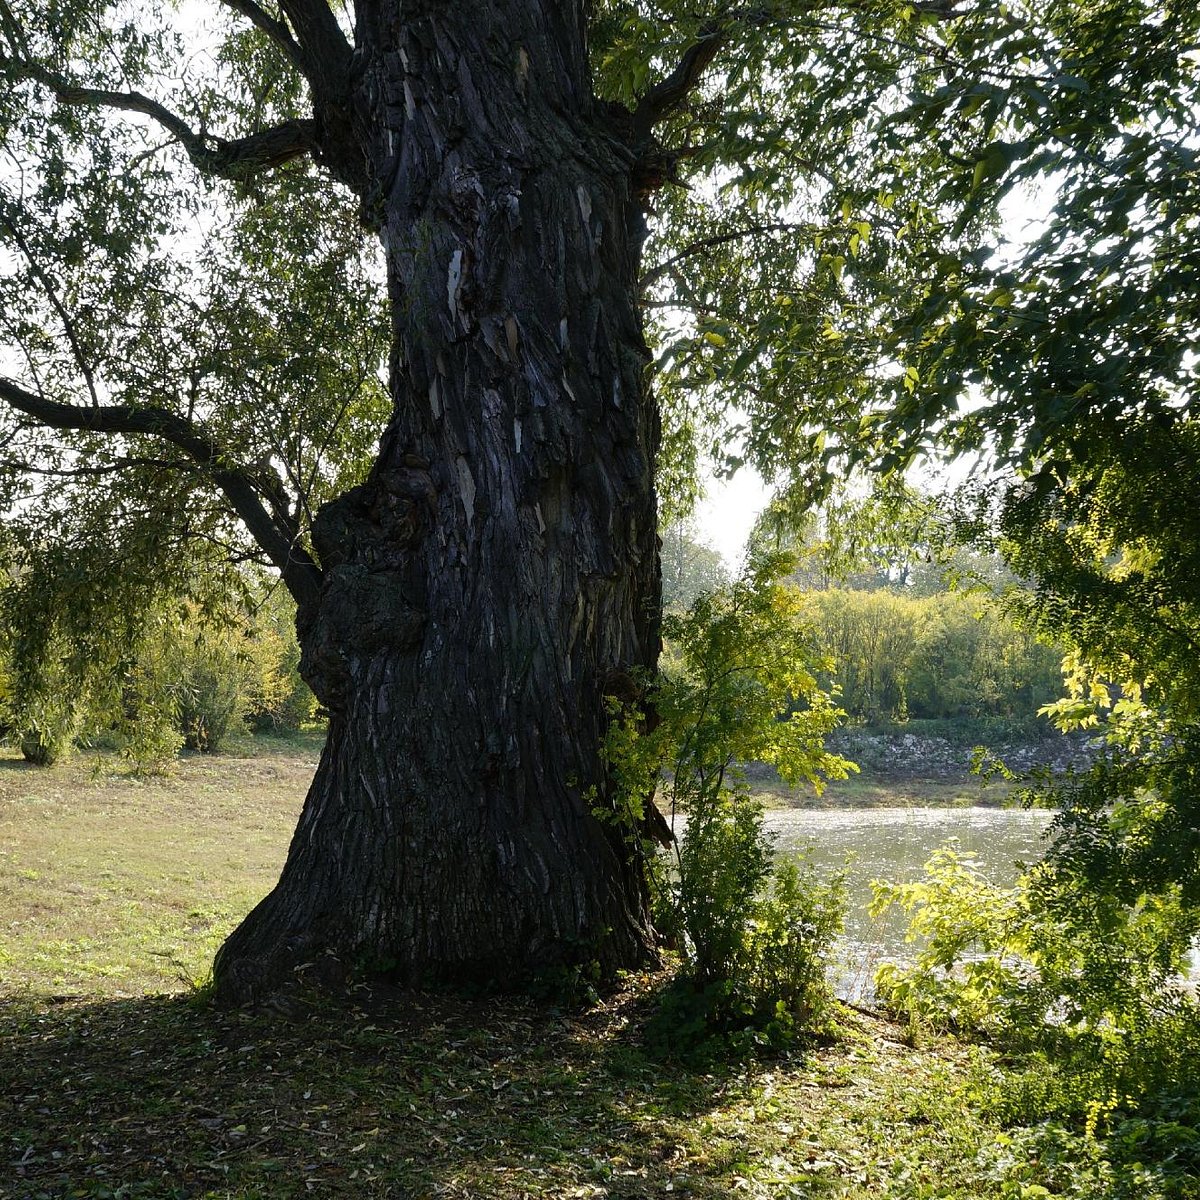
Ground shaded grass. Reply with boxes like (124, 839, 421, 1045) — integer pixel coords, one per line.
(0, 735, 1017, 1198)
(1, 982, 1005, 1199)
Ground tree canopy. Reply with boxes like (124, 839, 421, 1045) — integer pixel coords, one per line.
(1, 0, 1198, 993)
(5, 1, 1194, 611)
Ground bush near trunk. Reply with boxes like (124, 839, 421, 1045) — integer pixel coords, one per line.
(128, 602, 295, 754)
(606, 553, 852, 1052)
(19, 717, 75, 766)
(4, 650, 81, 767)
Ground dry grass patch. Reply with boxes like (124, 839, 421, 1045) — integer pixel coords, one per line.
(751, 772, 1017, 810)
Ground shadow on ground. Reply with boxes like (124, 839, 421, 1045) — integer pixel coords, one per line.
(0, 759, 39, 773)
(1, 981, 827, 1199)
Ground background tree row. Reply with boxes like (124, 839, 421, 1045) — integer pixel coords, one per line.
(0, 578, 314, 766)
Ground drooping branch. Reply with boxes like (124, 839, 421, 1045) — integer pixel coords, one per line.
(642, 221, 815, 289)
(0, 212, 100, 407)
(9, 57, 319, 180)
(633, 26, 727, 133)
(0, 0, 30, 57)
(0, 376, 324, 607)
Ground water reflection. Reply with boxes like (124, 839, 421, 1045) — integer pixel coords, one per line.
(669, 806, 1053, 1001)
(763, 806, 1052, 999)
(670, 806, 1199, 1000)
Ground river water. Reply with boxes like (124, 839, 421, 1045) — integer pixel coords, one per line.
(761, 806, 1053, 999)
(667, 804, 1200, 999)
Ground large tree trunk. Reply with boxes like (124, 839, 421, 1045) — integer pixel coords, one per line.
(213, 1, 661, 1002)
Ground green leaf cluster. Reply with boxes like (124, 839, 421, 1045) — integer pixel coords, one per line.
(872, 843, 1200, 1130)
(0, 564, 313, 770)
(2, 2, 388, 688)
(603, 552, 853, 1046)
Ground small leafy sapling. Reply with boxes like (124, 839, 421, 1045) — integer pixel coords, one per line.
(603, 550, 855, 1043)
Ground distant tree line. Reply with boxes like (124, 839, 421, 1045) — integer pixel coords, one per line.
(802, 587, 1062, 726)
(0, 579, 316, 767)
(660, 520, 730, 613)
(663, 521, 1063, 729)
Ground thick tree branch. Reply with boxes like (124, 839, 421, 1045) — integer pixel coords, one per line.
(270, 1, 365, 189)
(214, 0, 364, 188)
(9, 57, 319, 179)
(216, 0, 307, 76)
(633, 27, 727, 133)
(278, 0, 352, 96)
(278, 0, 351, 58)
(0, 376, 323, 607)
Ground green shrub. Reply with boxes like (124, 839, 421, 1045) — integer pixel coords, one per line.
(977, 1105, 1200, 1200)
(671, 801, 844, 1032)
(6, 654, 80, 767)
(0, 556, 310, 768)
(155, 609, 290, 752)
(19, 721, 72, 766)
(870, 845, 1036, 1037)
(606, 552, 851, 1051)
(0, 648, 10, 738)
(112, 595, 299, 761)
(871, 842, 1200, 1129)
(645, 851, 844, 1057)
(675, 794, 773, 987)
(746, 858, 845, 1030)
(242, 589, 316, 734)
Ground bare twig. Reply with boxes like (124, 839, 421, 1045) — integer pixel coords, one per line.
(642, 221, 813, 289)
(0, 454, 189, 478)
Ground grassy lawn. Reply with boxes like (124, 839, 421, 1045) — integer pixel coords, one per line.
(0, 734, 322, 997)
(0, 736, 1057, 1199)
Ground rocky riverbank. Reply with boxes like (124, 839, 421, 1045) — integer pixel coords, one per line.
(743, 724, 1097, 807)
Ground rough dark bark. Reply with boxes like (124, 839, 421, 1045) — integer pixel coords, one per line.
(213, 0, 662, 1001)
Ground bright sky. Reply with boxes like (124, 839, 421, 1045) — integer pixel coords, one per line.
(692, 466, 772, 570)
